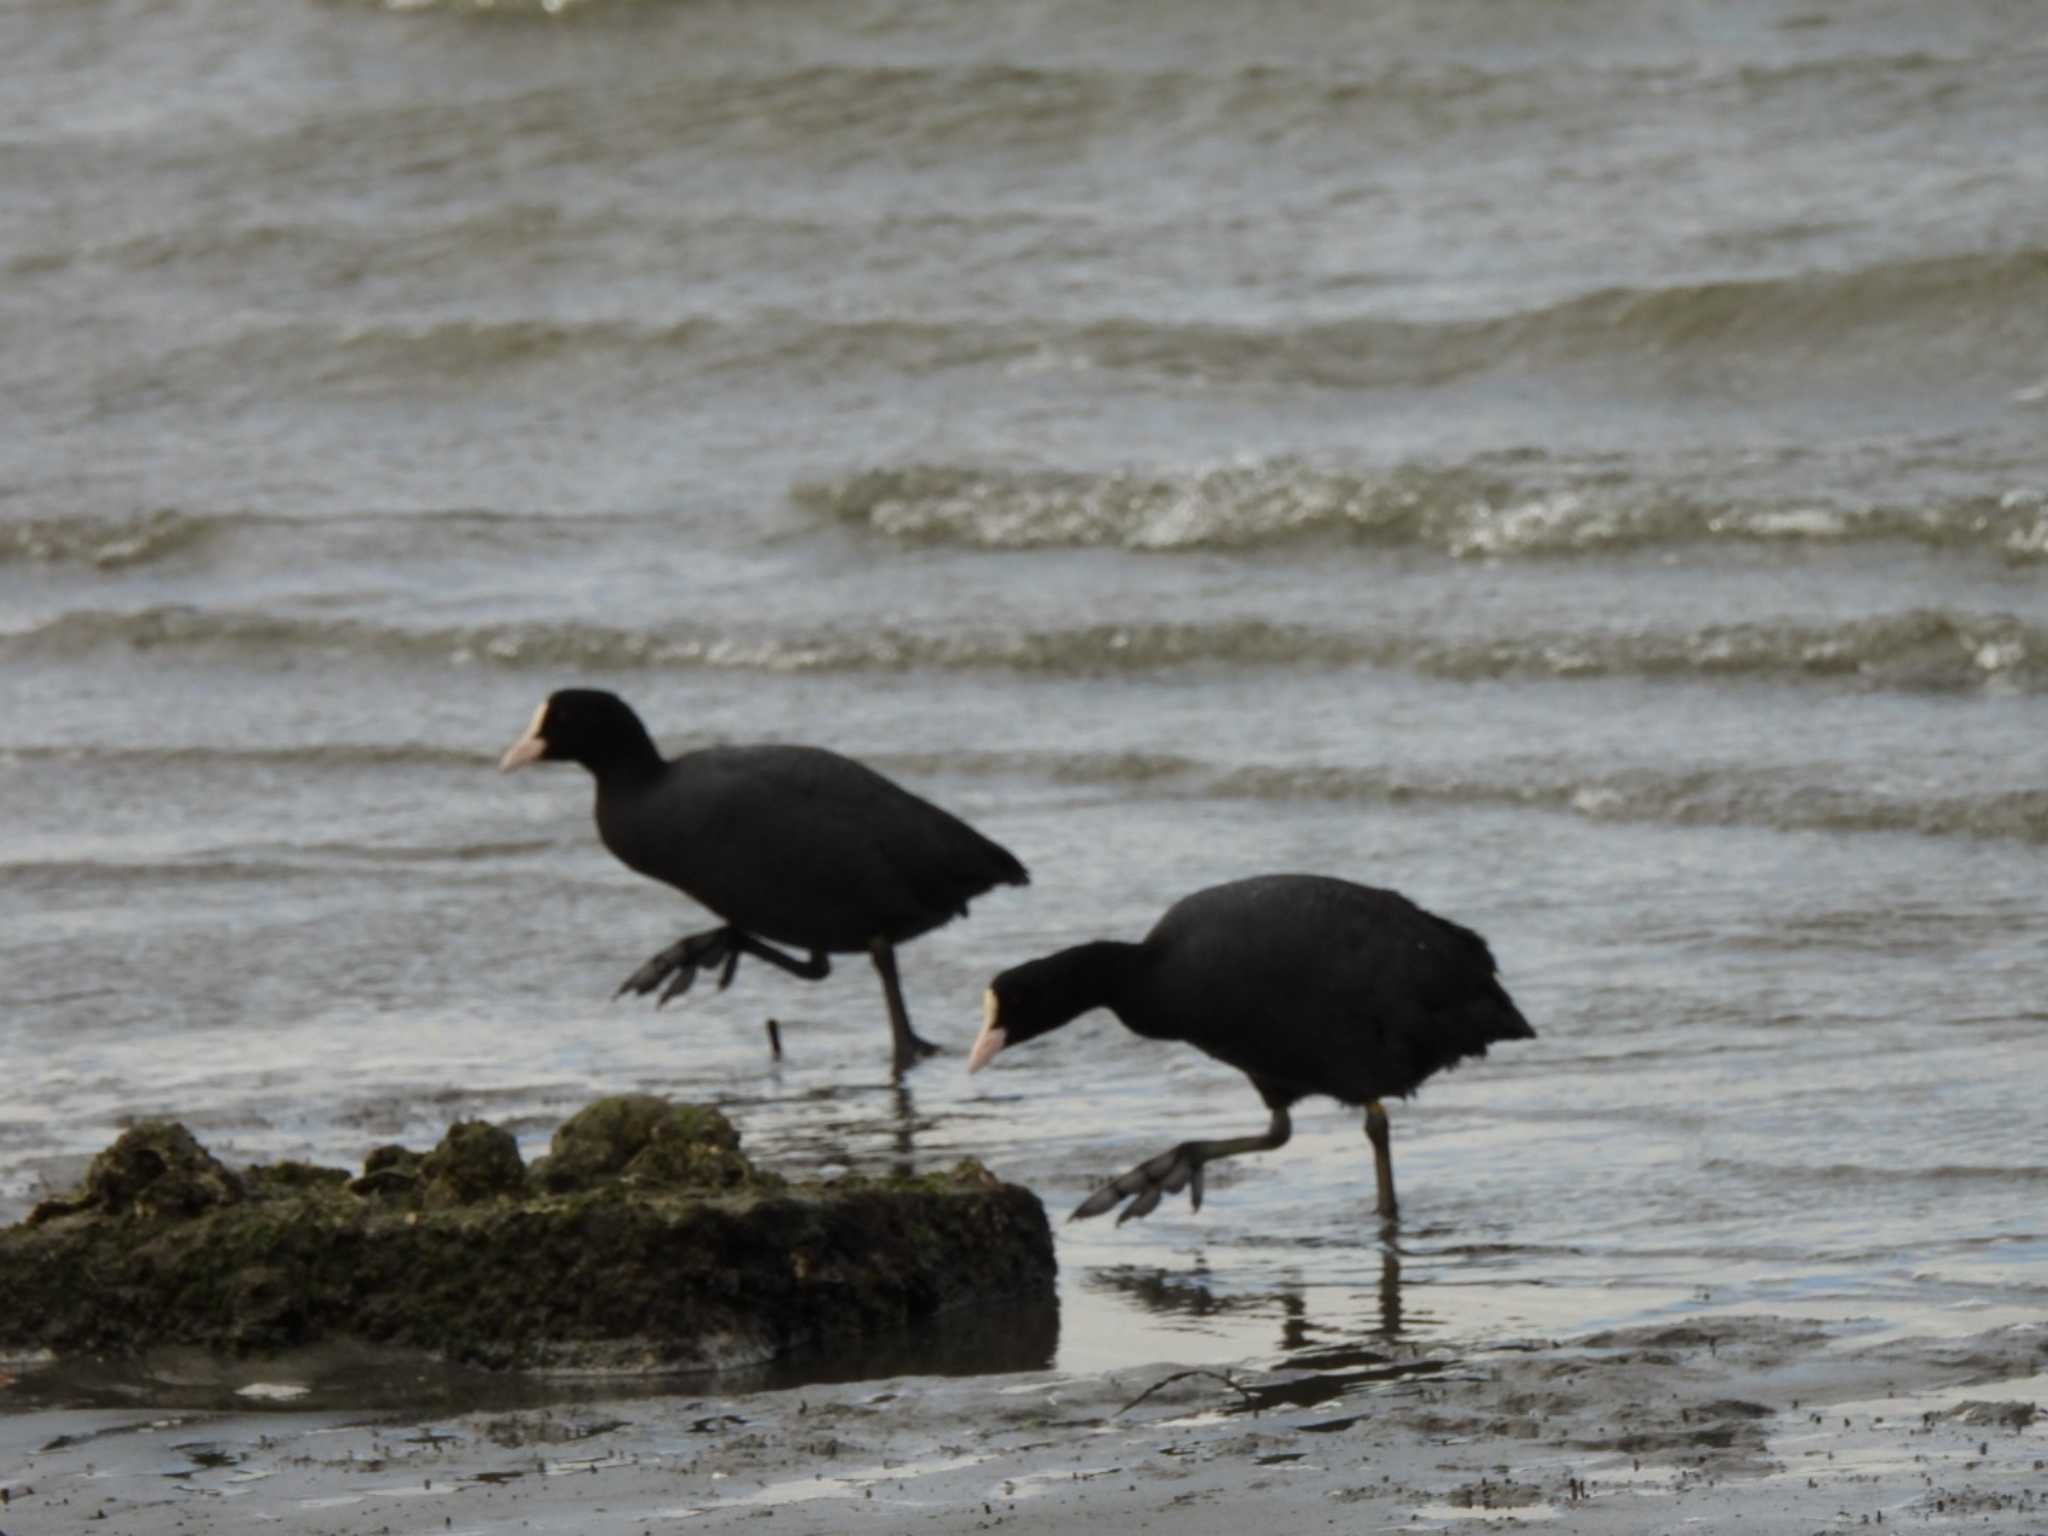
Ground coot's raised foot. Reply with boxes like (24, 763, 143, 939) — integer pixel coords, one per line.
(1072, 1143, 1209, 1224)
(617, 928, 832, 1007)
(1070, 1108, 1294, 1225)
(616, 928, 741, 1005)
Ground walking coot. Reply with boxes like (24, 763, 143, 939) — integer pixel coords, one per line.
(501, 689, 1028, 1073)
(968, 873, 1533, 1222)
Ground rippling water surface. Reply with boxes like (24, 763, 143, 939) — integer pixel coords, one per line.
(3, 0, 2044, 1386)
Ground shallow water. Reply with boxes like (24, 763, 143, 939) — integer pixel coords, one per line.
(3, 0, 2045, 1392)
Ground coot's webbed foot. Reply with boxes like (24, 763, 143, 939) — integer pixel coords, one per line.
(616, 928, 737, 1005)
(1070, 1107, 1294, 1226)
(1072, 1143, 1210, 1224)
(616, 928, 830, 1007)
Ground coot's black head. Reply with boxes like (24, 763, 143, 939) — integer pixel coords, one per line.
(967, 943, 1129, 1074)
(498, 689, 661, 778)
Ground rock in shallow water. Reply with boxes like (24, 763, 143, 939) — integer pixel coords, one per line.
(0, 1097, 1055, 1374)
(26, 1121, 246, 1223)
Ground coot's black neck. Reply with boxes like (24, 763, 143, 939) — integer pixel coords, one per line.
(1030, 939, 1148, 1027)
(578, 720, 666, 791)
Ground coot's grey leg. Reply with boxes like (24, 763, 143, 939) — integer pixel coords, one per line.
(731, 934, 831, 982)
(869, 938, 940, 1074)
(1072, 1106, 1293, 1225)
(616, 928, 830, 1007)
(1365, 1099, 1398, 1221)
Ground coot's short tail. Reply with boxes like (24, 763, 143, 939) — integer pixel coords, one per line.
(1425, 913, 1536, 1072)
(981, 834, 1030, 891)
(892, 802, 1029, 932)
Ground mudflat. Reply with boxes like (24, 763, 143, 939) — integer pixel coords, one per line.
(5, 1315, 2043, 1532)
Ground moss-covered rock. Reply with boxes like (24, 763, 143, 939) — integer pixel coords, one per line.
(351, 1143, 426, 1201)
(419, 1120, 528, 1207)
(0, 1100, 1055, 1374)
(243, 1160, 352, 1198)
(27, 1121, 244, 1225)
(530, 1094, 760, 1195)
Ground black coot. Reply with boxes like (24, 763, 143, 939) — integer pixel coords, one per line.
(968, 873, 1533, 1222)
(501, 689, 1028, 1073)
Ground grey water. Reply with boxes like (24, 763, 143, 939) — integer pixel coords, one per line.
(4, 0, 2046, 1389)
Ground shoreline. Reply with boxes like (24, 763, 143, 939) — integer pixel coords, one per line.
(5, 1314, 2043, 1533)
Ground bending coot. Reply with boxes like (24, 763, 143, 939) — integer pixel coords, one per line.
(968, 874, 1533, 1222)
(501, 689, 1028, 1073)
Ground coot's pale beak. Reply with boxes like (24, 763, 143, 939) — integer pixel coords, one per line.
(966, 989, 1006, 1074)
(498, 702, 549, 772)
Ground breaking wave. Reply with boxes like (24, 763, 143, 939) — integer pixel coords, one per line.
(6, 604, 2042, 693)
(92, 241, 2048, 405)
(9, 741, 2039, 849)
(884, 750, 2048, 846)
(800, 462, 2048, 561)
(2, 741, 486, 771)
(0, 510, 228, 570)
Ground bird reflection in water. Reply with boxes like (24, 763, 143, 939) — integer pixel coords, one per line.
(888, 1079, 916, 1179)
(1087, 1238, 1413, 1360)
(1089, 1241, 1453, 1426)
(725, 1041, 927, 1181)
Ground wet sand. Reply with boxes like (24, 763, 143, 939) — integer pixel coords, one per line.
(6, 1316, 2044, 1533)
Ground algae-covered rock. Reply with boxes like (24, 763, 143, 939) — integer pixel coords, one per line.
(27, 1121, 243, 1226)
(419, 1120, 528, 1207)
(531, 1094, 759, 1194)
(351, 1143, 425, 1201)
(0, 1100, 1056, 1374)
(243, 1161, 351, 1197)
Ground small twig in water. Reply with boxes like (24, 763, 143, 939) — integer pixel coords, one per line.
(766, 1018, 783, 1061)
(1116, 1368, 1260, 1417)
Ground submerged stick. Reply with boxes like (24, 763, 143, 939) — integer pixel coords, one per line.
(1116, 1368, 1260, 1417)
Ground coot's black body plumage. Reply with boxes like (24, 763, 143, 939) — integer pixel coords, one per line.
(502, 689, 1028, 1071)
(596, 741, 1023, 954)
(969, 873, 1533, 1222)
